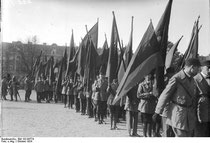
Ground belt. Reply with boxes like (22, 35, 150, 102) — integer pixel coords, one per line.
(171, 100, 192, 108)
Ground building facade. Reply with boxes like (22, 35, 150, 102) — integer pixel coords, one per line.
(2, 41, 67, 80)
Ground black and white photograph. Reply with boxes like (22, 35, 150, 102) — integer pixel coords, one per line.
(0, 0, 210, 141)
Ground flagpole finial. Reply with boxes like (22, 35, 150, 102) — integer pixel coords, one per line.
(131, 16, 134, 24)
(85, 25, 88, 33)
(199, 25, 202, 31)
(112, 11, 115, 16)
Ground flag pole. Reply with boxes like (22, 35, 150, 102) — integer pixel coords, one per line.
(105, 33, 107, 41)
(85, 25, 89, 35)
(112, 11, 126, 71)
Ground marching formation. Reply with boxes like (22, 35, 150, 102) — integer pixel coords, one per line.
(1, 0, 210, 137)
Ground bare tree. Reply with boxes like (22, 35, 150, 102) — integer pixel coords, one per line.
(15, 35, 39, 74)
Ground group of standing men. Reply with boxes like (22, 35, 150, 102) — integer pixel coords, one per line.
(1, 58, 210, 137)
(1, 74, 48, 103)
(34, 76, 53, 103)
(1, 74, 23, 101)
(56, 58, 210, 137)
(154, 58, 210, 137)
(118, 58, 210, 137)
(60, 73, 123, 130)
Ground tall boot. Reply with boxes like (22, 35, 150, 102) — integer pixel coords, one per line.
(143, 123, 147, 137)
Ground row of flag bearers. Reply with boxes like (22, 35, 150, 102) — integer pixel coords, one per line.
(40, 58, 208, 137)
(1, 58, 209, 137)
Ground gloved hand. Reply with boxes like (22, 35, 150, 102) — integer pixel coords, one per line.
(152, 113, 161, 123)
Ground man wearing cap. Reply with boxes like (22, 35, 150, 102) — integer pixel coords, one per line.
(34, 77, 45, 103)
(194, 60, 210, 137)
(97, 73, 108, 124)
(153, 58, 201, 137)
(24, 75, 33, 102)
(124, 85, 139, 136)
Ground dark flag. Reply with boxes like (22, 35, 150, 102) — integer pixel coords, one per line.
(49, 56, 55, 85)
(55, 59, 63, 95)
(113, 21, 163, 105)
(62, 48, 68, 72)
(35, 61, 45, 83)
(55, 49, 67, 95)
(83, 21, 98, 49)
(31, 51, 42, 79)
(65, 29, 76, 77)
(98, 37, 109, 75)
(155, 0, 173, 97)
(71, 22, 98, 78)
(165, 36, 183, 70)
(76, 41, 86, 77)
(84, 38, 99, 91)
(178, 17, 201, 69)
(118, 16, 133, 84)
(44, 57, 52, 77)
(106, 12, 120, 85)
(117, 16, 134, 106)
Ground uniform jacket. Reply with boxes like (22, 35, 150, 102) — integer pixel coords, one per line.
(52, 82, 57, 92)
(92, 81, 100, 101)
(24, 78, 33, 91)
(11, 81, 19, 94)
(161, 76, 173, 117)
(137, 80, 157, 114)
(44, 80, 50, 92)
(155, 70, 197, 131)
(124, 85, 139, 112)
(107, 82, 118, 106)
(77, 81, 85, 99)
(61, 80, 68, 94)
(67, 82, 73, 96)
(194, 73, 210, 122)
(73, 82, 78, 96)
(34, 81, 45, 92)
(97, 78, 108, 101)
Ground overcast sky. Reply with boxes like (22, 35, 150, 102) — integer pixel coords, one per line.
(2, 0, 210, 56)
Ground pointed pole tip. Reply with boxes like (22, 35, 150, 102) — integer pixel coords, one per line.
(199, 25, 202, 30)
